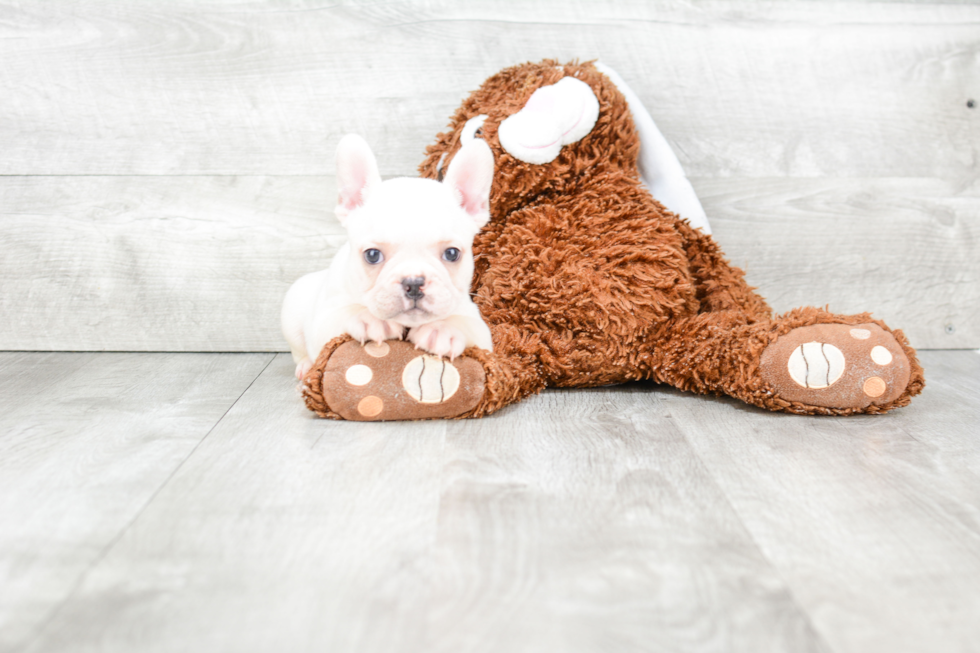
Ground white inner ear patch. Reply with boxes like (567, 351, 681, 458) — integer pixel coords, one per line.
(498, 77, 600, 165)
(460, 115, 488, 145)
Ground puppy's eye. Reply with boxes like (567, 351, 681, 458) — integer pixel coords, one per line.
(442, 247, 461, 262)
(363, 248, 384, 265)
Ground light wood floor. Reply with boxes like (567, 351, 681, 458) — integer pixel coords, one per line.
(1, 350, 978, 653)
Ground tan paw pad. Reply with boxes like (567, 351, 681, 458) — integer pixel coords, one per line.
(319, 339, 486, 421)
(760, 323, 911, 409)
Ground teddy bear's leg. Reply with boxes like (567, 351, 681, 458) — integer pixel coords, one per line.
(648, 307, 924, 415)
(301, 324, 546, 420)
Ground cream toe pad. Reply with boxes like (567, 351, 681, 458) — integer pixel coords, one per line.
(870, 346, 893, 365)
(364, 341, 390, 358)
(345, 364, 373, 386)
(402, 355, 461, 404)
(787, 342, 846, 389)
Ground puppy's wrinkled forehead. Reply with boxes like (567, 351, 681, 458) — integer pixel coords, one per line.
(347, 178, 476, 244)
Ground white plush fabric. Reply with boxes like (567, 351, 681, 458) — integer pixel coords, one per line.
(460, 114, 488, 144)
(497, 77, 599, 165)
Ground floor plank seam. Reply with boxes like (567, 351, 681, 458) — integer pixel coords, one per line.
(17, 353, 277, 653)
(663, 412, 838, 653)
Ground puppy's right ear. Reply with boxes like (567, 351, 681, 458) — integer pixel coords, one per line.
(335, 134, 381, 225)
(444, 139, 494, 230)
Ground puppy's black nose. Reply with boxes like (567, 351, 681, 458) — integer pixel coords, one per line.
(402, 277, 425, 300)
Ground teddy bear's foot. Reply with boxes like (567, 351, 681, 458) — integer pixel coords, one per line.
(313, 339, 486, 421)
(759, 323, 912, 410)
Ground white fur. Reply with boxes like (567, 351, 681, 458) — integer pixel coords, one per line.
(282, 135, 494, 379)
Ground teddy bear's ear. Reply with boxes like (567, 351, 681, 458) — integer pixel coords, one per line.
(335, 134, 382, 226)
(444, 139, 494, 229)
(497, 77, 600, 165)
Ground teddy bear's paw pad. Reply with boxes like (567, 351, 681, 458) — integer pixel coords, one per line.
(759, 323, 911, 409)
(320, 340, 485, 421)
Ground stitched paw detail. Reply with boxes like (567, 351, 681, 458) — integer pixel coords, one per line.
(402, 355, 461, 404)
(760, 323, 911, 409)
(786, 342, 846, 389)
(318, 340, 485, 421)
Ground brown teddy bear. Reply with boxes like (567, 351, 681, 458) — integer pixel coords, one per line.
(303, 59, 924, 420)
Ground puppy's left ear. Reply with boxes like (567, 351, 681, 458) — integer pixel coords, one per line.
(444, 139, 494, 229)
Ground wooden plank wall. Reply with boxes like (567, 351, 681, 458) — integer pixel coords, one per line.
(1, 1, 977, 351)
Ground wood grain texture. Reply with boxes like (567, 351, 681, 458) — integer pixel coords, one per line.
(881, 349, 980, 477)
(426, 388, 827, 653)
(1, 1, 977, 351)
(701, 176, 980, 349)
(0, 175, 341, 352)
(18, 354, 828, 653)
(661, 350, 980, 653)
(19, 354, 450, 653)
(4, 350, 978, 652)
(2, 175, 974, 350)
(0, 1, 977, 177)
(0, 352, 272, 653)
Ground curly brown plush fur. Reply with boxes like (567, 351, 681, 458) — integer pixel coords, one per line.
(305, 59, 923, 418)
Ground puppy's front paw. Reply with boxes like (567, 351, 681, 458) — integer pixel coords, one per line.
(295, 357, 313, 380)
(408, 320, 467, 359)
(346, 310, 404, 345)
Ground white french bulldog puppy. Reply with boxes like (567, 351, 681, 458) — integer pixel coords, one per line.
(282, 134, 495, 380)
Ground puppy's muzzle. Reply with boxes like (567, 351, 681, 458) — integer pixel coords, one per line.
(402, 277, 425, 301)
